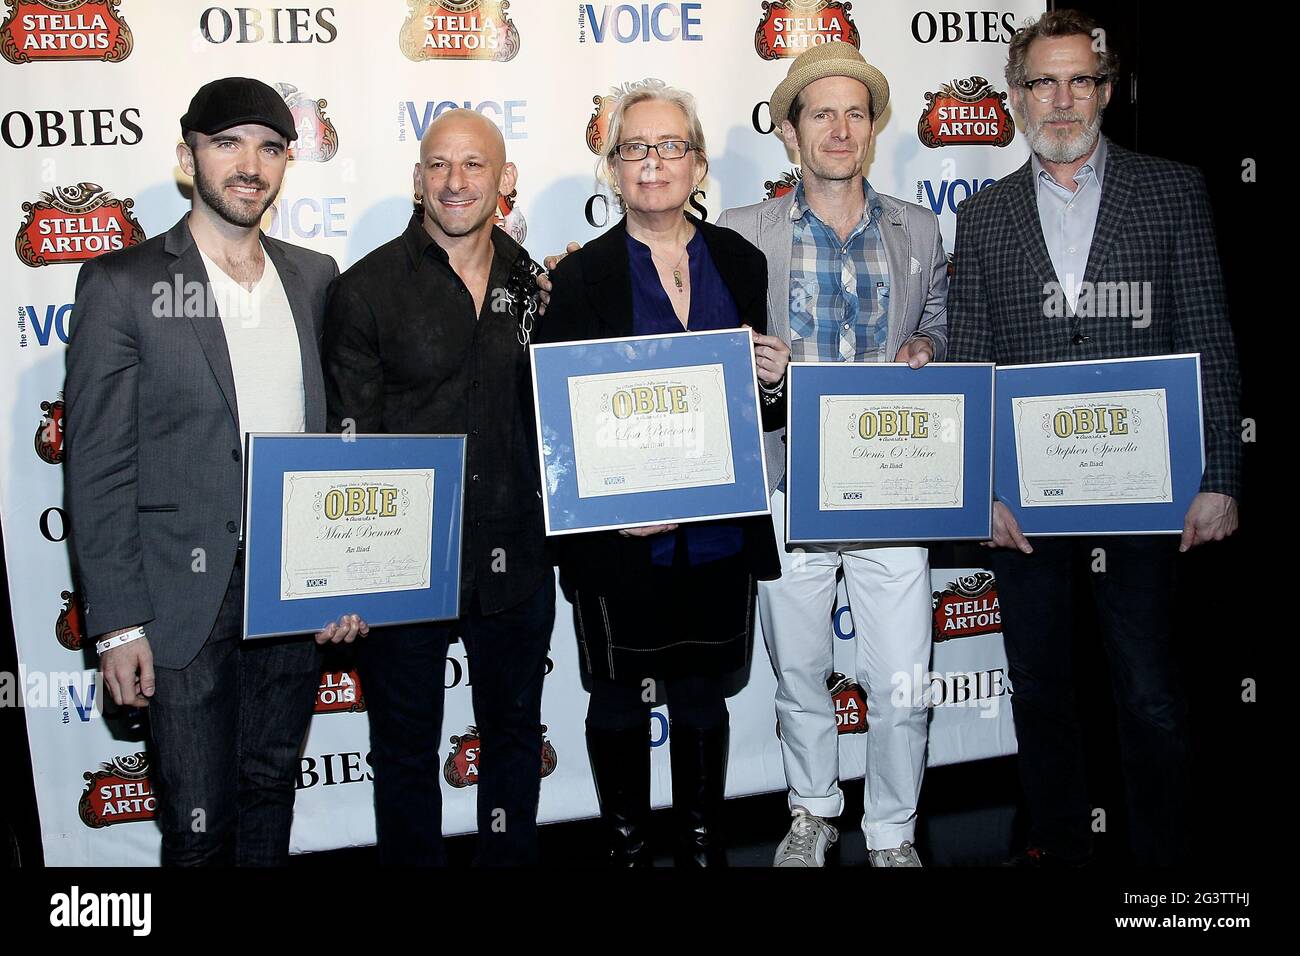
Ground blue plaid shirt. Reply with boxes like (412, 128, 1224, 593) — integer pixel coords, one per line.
(788, 180, 890, 363)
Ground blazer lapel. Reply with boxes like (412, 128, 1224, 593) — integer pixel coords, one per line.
(698, 218, 763, 324)
(1082, 142, 1133, 287)
(759, 193, 793, 344)
(262, 236, 325, 432)
(165, 217, 240, 434)
(875, 195, 911, 360)
(582, 218, 635, 338)
(1007, 161, 1060, 298)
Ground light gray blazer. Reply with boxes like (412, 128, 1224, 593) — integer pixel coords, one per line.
(64, 215, 338, 668)
(717, 189, 950, 493)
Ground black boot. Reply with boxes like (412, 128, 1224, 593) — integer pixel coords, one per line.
(586, 726, 652, 867)
(669, 721, 729, 867)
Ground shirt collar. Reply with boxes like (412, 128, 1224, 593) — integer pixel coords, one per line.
(401, 212, 524, 272)
(1031, 134, 1108, 192)
(790, 179, 882, 231)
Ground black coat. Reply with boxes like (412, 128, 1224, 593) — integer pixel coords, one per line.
(536, 215, 782, 595)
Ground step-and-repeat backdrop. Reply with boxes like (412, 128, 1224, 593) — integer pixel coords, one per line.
(2, 0, 1040, 864)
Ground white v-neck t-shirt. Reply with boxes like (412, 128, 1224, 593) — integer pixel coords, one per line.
(198, 247, 307, 449)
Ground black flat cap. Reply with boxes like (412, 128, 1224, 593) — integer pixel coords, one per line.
(180, 77, 297, 142)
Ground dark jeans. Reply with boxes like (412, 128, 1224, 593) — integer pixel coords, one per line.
(149, 552, 322, 866)
(990, 535, 1190, 865)
(587, 674, 729, 731)
(357, 576, 555, 866)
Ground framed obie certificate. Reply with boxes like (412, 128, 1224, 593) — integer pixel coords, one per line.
(243, 433, 466, 639)
(530, 327, 770, 535)
(994, 354, 1205, 535)
(786, 362, 995, 544)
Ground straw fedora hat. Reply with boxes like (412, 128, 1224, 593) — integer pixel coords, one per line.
(769, 41, 890, 129)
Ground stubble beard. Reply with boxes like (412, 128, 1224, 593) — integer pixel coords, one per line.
(193, 153, 277, 228)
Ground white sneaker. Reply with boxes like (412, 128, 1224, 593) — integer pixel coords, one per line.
(773, 808, 838, 867)
(868, 841, 922, 867)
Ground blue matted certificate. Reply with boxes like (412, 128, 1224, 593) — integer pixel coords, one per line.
(242, 433, 466, 639)
(786, 362, 995, 544)
(994, 354, 1205, 535)
(530, 327, 770, 535)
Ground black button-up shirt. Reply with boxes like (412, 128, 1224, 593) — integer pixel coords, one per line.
(323, 214, 548, 614)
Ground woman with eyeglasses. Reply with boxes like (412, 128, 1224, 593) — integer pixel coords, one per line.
(537, 86, 789, 866)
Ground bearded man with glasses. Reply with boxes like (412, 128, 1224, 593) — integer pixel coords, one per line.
(947, 9, 1242, 866)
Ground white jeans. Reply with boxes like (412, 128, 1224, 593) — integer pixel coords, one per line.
(758, 490, 932, 850)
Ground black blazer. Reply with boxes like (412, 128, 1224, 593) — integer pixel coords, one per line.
(537, 214, 782, 593)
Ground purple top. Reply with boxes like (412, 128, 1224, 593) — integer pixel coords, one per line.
(627, 228, 745, 567)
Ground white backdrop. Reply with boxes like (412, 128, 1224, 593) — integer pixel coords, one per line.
(1, 0, 1039, 864)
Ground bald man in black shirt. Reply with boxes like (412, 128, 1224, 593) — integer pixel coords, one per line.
(324, 110, 553, 866)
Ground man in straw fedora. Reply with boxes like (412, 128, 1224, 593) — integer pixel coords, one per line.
(717, 41, 949, 867)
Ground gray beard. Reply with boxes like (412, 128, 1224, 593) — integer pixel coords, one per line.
(1022, 107, 1104, 164)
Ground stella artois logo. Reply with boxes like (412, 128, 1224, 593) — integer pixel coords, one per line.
(56, 588, 83, 651)
(586, 94, 616, 156)
(585, 78, 666, 155)
(828, 672, 867, 734)
(16, 182, 144, 267)
(494, 189, 526, 244)
(79, 752, 156, 828)
(443, 725, 558, 788)
(35, 395, 63, 463)
(399, 0, 519, 62)
(754, 1, 858, 60)
(932, 571, 1001, 641)
(315, 668, 366, 713)
(918, 77, 1014, 148)
(277, 82, 338, 163)
(0, 0, 132, 63)
(764, 168, 802, 200)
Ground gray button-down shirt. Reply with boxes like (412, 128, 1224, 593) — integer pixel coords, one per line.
(1032, 135, 1107, 312)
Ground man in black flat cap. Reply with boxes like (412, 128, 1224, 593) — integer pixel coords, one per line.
(65, 76, 363, 865)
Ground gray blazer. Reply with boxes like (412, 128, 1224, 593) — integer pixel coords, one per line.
(717, 189, 950, 493)
(64, 215, 338, 669)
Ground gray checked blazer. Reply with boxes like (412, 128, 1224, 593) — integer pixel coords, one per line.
(717, 188, 950, 494)
(64, 215, 338, 668)
(946, 139, 1242, 499)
